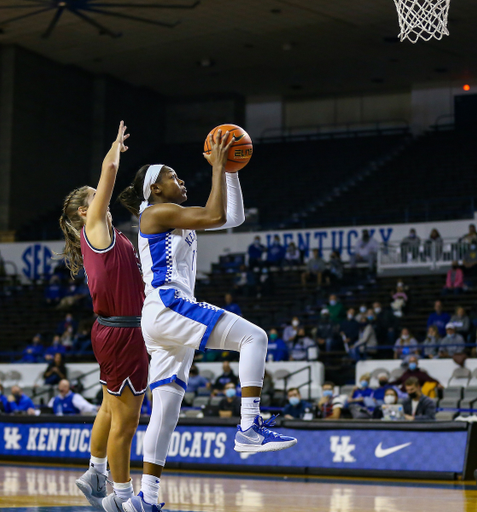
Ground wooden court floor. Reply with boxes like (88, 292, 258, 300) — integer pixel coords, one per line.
(0, 463, 477, 512)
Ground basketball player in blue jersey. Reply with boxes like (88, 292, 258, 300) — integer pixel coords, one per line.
(119, 129, 296, 512)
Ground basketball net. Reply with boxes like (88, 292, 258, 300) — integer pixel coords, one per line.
(393, 0, 450, 43)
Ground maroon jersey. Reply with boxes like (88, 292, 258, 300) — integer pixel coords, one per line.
(80, 227, 144, 317)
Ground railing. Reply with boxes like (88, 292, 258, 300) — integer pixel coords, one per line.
(378, 239, 475, 272)
(259, 119, 410, 142)
(278, 365, 313, 400)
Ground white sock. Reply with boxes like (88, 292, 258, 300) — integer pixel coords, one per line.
(241, 396, 260, 430)
(89, 456, 107, 476)
(141, 474, 160, 505)
(113, 480, 134, 500)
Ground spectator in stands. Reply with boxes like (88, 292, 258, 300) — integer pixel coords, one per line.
(348, 373, 375, 417)
(401, 228, 421, 261)
(390, 355, 441, 392)
(0, 384, 10, 413)
(56, 278, 89, 310)
(315, 309, 339, 352)
(443, 262, 465, 294)
(282, 388, 312, 420)
(186, 365, 210, 394)
(73, 326, 93, 355)
(57, 313, 77, 336)
(422, 325, 441, 359)
(427, 300, 450, 338)
(372, 373, 394, 404)
(425, 228, 443, 260)
(213, 361, 239, 393)
(350, 229, 378, 270)
(327, 294, 345, 323)
(44, 275, 64, 306)
(463, 243, 477, 283)
(20, 334, 45, 363)
(283, 316, 301, 344)
(43, 353, 68, 386)
(402, 377, 436, 420)
(348, 309, 377, 361)
(316, 381, 342, 419)
(7, 386, 36, 415)
(439, 323, 465, 358)
(301, 248, 326, 288)
(289, 327, 316, 361)
(450, 306, 471, 339)
(284, 242, 301, 268)
(262, 370, 275, 398)
(355, 304, 368, 325)
(394, 328, 419, 361)
(373, 301, 400, 349)
(218, 382, 241, 418)
(324, 250, 344, 285)
(60, 325, 75, 350)
(223, 293, 242, 317)
(266, 329, 289, 362)
(390, 281, 408, 317)
(248, 236, 266, 271)
(233, 264, 257, 297)
(373, 387, 400, 419)
(266, 235, 285, 268)
(340, 308, 360, 349)
(48, 379, 97, 415)
(44, 335, 67, 361)
(459, 224, 477, 245)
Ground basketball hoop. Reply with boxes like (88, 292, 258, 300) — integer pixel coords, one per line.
(393, 0, 451, 43)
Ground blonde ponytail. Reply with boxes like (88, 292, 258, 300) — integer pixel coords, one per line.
(58, 186, 90, 276)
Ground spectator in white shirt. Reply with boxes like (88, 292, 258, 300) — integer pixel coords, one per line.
(350, 229, 379, 270)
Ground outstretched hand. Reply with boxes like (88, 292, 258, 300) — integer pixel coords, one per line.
(115, 120, 130, 153)
(203, 129, 233, 168)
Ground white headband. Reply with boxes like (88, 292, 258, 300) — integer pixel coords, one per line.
(139, 164, 164, 214)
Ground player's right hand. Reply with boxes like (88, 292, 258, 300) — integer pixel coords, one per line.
(203, 129, 233, 169)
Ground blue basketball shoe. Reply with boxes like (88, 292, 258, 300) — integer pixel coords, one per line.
(122, 492, 164, 512)
(234, 415, 297, 453)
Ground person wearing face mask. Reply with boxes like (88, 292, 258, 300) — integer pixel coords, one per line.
(393, 328, 419, 362)
(7, 386, 36, 415)
(315, 309, 340, 352)
(372, 301, 400, 355)
(422, 326, 441, 359)
(282, 388, 312, 420)
(317, 382, 342, 419)
(373, 388, 402, 419)
(327, 294, 345, 323)
(301, 248, 326, 289)
(459, 223, 477, 245)
(266, 329, 289, 362)
(283, 316, 301, 345)
(402, 377, 436, 420)
(248, 236, 265, 272)
(266, 235, 285, 269)
(355, 304, 368, 325)
(400, 228, 421, 262)
(439, 323, 465, 359)
(372, 373, 393, 404)
(340, 308, 360, 349)
(348, 373, 375, 417)
(443, 262, 464, 294)
(48, 379, 98, 415)
(390, 355, 441, 393)
(348, 310, 377, 361)
(218, 382, 241, 418)
(427, 300, 450, 338)
(290, 327, 316, 361)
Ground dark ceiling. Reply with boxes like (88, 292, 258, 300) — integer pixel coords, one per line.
(1, 0, 476, 98)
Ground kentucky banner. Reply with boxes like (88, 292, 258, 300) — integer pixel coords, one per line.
(1, 422, 468, 474)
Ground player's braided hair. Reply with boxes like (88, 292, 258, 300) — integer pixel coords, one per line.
(58, 186, 90, 276)
(118, 164, 151, 217)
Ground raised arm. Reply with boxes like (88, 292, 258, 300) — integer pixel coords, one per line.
(205, 172, 245, 231)
(141, 129, 233, 233)
(85, 121, 129, 248)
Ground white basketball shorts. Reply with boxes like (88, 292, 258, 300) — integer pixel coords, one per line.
(142, 287, 233, 392)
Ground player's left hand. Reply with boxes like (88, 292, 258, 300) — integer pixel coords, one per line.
(115, 120, 130, 153)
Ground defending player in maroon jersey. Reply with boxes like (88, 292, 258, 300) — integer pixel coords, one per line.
(59, 122, 148, 512)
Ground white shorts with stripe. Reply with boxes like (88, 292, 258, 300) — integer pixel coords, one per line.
(142, 287, 236, 392)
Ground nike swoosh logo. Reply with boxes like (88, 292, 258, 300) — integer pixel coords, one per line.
(375, 442, 412, 458)
(253, 399, 260, 403)
(233, 134, 245, 142)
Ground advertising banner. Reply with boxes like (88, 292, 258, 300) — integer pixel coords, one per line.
(1, 422, 468, 474)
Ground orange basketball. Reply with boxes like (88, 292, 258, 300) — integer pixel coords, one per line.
(204, 124, 253, 173)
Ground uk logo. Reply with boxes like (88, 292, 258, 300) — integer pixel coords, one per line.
(330, 436, 356, 463)
(4, 427, 22, 450)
